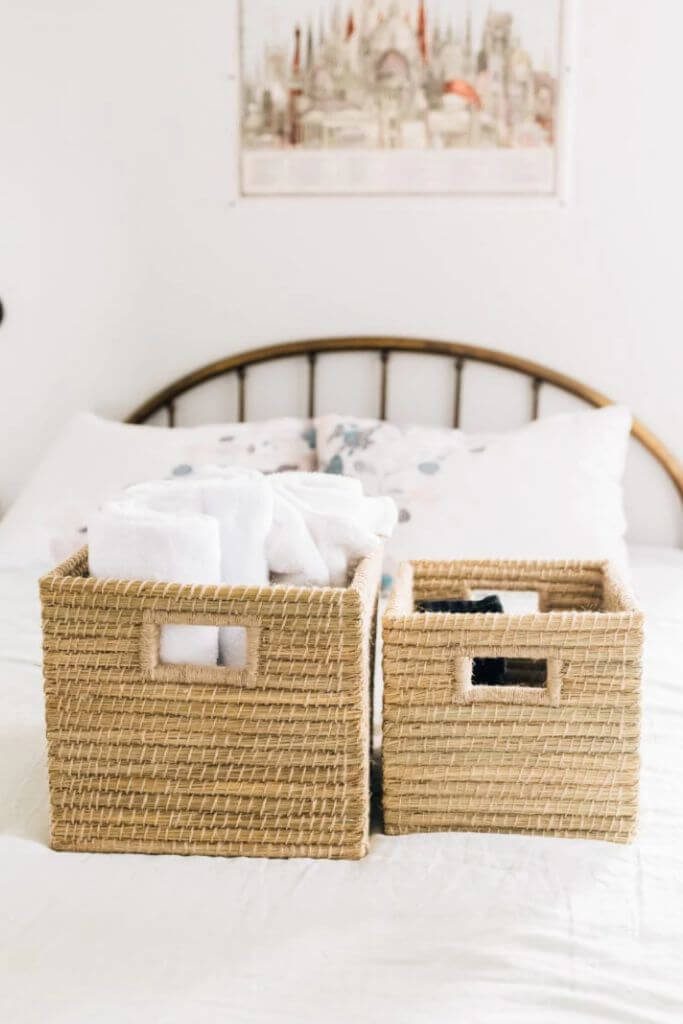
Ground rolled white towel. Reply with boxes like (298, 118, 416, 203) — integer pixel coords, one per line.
(125, 479, 204, 517)
(198, 470, 273, 667)
(88, 500, 221, 666)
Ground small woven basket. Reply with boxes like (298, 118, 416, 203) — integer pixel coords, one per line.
(382, 560, 643, 843)
(41, 548, 380, 860)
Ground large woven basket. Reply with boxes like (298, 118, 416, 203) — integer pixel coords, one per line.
(382, 560, 643, 843)
(40, 548, 380, 860)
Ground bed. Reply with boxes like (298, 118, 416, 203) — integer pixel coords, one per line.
(1, 338, 682, 1023)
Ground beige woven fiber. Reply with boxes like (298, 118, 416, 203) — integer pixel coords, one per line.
(382, 560, 643, 843)
(41, 548, 380, 859)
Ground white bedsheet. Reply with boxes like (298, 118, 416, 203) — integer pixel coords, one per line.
(1, 548, 682, 1023)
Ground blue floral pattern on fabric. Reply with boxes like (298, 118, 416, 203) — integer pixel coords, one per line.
(301, 426, 317, 451)
(327, 423, 380, 455)
(315, 414, 475, 585)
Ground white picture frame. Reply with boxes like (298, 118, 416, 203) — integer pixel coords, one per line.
(238, 0, 575, 200)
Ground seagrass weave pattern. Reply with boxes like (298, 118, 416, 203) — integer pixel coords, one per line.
(41, 549, 380, 859)
(382, 560, 643, 843)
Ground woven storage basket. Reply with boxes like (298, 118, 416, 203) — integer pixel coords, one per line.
(382, 560, 643, 843)
(40, 548, 380, 860)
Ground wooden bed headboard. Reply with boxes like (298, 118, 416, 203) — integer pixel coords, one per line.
(127, 336, 683, 503)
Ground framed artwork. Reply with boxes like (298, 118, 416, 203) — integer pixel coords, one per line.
(239, 1, 572, 198)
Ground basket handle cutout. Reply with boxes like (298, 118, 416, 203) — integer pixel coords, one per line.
(140, 611, 261, 685)
(454, 651, 563, 707)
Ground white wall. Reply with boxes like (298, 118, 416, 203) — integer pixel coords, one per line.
(1, 1, 681, 541)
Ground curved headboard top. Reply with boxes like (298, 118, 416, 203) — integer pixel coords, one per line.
(127, 336, 683, 502)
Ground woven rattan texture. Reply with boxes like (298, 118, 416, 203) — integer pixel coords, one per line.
(382, 560, 643, 843)
(41, 549, 380, 859)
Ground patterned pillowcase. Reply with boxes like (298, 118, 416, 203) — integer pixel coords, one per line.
(315, 410, 631, 589)
(0, 414, 318, 568)
(173, 420, 317, 478)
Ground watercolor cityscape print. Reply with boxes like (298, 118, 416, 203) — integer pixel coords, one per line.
(241, 1, 561, 155)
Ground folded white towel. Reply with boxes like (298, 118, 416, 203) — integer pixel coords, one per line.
(266, 490, 330, 586)
(197, 470, 273, 666)
(269, 472, 398, 587)
(88, 501, 221, 666)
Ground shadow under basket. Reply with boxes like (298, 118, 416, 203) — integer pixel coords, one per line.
(382, 560, 644, 844)
(40, 548, 380, 860)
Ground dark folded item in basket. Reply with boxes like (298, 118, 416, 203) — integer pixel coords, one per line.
(416, 596, 504, 615)
(416, 595, 506, 685)
(471, 657, 506, 686)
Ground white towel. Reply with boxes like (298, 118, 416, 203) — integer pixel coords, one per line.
(270, 472, 398, 587)
(127, 472, 273, 667)
(267, 490, 330, 586)
(197, 470, 273, 666)
(88, 501, 221, 666)
(89, 468, 397, 668)
(129, 472, 273, 587)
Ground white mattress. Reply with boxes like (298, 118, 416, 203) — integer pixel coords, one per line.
(2, 547, 683, 1023)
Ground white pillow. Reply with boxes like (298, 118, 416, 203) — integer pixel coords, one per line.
(0, 414, 317, 569)
(315, 407, 632, 588)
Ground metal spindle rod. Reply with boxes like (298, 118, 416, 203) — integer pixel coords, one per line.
(307, 352, 317, 418)
(167, 401, 176, 428)
(453, 357, 465, 428)
(237, 366, 246, 422)
(531, 378, 542, 420)
(379, 350, 390, 420)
